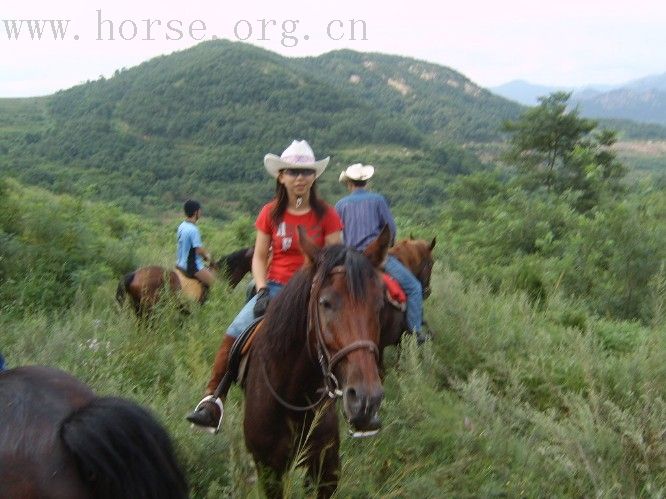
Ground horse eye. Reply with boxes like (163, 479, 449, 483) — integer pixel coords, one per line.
(319, 297, 333, 309)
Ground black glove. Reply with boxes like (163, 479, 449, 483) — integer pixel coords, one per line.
(253, 287, 271, 318)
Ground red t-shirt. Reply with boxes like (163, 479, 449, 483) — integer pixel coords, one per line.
(255, 201, 343, 284)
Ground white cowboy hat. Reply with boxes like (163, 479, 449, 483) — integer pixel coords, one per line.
(339, 163, 375, 183)
(264, 140, 329, 179)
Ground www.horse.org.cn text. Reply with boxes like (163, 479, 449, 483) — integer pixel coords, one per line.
(1, 11, 369, 48)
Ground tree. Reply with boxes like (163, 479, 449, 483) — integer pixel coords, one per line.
(502, 92, 626, 211)
(503, 92, 596, 191)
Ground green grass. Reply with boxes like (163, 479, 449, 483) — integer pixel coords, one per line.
(3, 262, 665, 497)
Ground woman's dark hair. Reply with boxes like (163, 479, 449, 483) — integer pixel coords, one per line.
(184, 200, 201, 217)
(271, 177, 326, 225)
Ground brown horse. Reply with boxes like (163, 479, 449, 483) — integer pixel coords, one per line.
(116, 247, 253, 316)
(218, 237, 436, 365)
(379, 237, 437, 362)
(0, 365, 187, 498)
(241, 226, 389, 498)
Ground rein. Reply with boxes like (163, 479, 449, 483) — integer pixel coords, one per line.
(262, 264, 378, 412)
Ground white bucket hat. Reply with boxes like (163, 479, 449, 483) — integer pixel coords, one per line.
(339, 163, 375, 183)
(264, 140, 329, 179)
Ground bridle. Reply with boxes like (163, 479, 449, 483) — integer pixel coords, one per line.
(262, 264, 379, 412)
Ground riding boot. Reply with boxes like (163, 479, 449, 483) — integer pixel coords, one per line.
(186, 335, 235, 432)
(205, 335, 236, 394)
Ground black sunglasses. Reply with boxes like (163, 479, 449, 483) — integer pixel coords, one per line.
(283, 168, 316, 177)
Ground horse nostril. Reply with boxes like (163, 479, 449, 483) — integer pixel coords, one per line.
(345, 387, 358, 400)
(370, 388, 384, 409)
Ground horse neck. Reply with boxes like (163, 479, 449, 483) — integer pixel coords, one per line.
(259, 325, 323, 400)
(390, 246, 421, 276)
(218, 249, 252, 286)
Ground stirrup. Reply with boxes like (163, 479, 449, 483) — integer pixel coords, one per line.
(190, 395, 224, 434)
(349, 429, 380, 438)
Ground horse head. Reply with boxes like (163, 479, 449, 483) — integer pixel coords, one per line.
(215, 247, 254, 288)
(298, 225, 390, 434)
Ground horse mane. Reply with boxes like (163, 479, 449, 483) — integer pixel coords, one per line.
(218, 247, 253, 271)
(59, 396, 188, 499)
(257, 244, 377, 358)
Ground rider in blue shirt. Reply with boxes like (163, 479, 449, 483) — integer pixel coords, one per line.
(335, 164, 427, 344)
(177, 200, 215, 288)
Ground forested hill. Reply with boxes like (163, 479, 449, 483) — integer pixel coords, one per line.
(48, 41, 521, 145)
(47, 41, 423, 151)
(299, 49, 523, 142)
(2, 40, 520, 218)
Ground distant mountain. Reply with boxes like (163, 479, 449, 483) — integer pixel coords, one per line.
(493, 73, 666, 126)
(623, 72, 666, 92)
(575, 88, 666, 125)
(570, 72, 666, 126)
(490, 80, 570, 106)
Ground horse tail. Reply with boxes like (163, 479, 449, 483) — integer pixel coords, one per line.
(59, 397, 188, 499)
(115, 272, 135, 306)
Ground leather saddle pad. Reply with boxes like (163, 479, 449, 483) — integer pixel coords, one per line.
(173, 268, 204, 302)
(232, 318, 264, 387)
(383, 273, 407, 311)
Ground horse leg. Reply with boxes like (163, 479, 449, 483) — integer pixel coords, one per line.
(131, 296, 142, 316)
(198, 284, 210, 305)
(256, 463, 285, 499)
(244, 407, 291, 498)
(305, 409, 340, 499)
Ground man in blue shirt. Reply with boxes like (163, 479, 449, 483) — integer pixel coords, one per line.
(177, 200, 215, 288)
(335, 164, 426, 344)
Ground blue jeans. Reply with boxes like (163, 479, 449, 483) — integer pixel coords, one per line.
(227, 281, 284, 337)
(385, 255, 423, 333)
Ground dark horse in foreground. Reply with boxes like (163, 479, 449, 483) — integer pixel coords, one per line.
(0, 365, 187, 498)
(241, 227, 389, 498)
(116, 247, 253, 315)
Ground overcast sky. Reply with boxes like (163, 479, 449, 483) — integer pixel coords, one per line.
(1, 0, 665, 97)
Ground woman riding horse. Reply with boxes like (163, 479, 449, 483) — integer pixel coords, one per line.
(240, 226, 390, 497)
(187, 139, 343, 432)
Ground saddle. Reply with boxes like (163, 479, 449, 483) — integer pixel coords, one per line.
(213, 317, 263, 400)
(383, 273, 407, 311)
(173, 268, 205, 302)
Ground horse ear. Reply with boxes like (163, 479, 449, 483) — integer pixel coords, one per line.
(364, 224, 391, 268)
(430, 237, 436, 251)
(298, 225, 319, 265)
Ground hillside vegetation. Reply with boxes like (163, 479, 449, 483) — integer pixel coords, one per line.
(299, 49, 522, 142)
(0, 41, 493, 220)
(2, 178, 664, 497)
(2, 41, 664, 224)
(2, 89, 666, 496)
